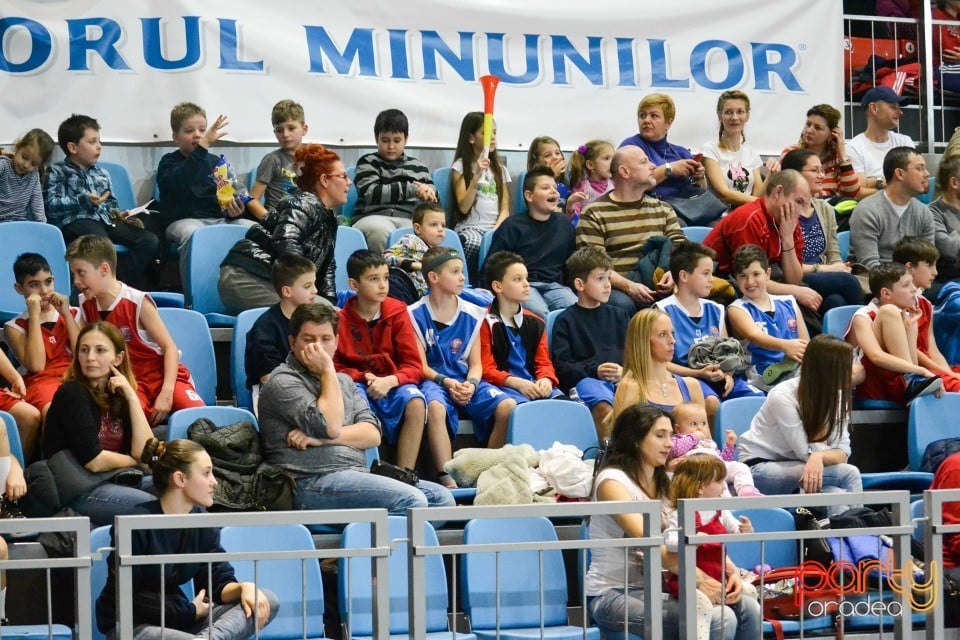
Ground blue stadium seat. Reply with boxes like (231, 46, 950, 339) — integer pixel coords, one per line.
(339, 166, 359, 221)
(0, 222, 69, 323)
(822, 304, 858, 339)
(335, 225, 368, 291)
(340, 516, 475, 640)
(0, 411, 25, 467)
(166, 406, 258, 442)
(477, 229, 496, 274)
(506, 399, 598, 454)
(682, 226, 712, 243)
(231, 307, 269, 410)
(462, 516, 601, 640)
(184, 223, 249, 327)
(220, 524, 325, 639)
(513, 170, 527, 216)
(157, 307, 217, 406)
(432, 167, 454, 222)
(147, 291, 185, 308)
(545, 308, 563, 352)
(911, 498, 925, 545)
(89, 525, 112, 640)
(837, 230, 851, 262)
(99, 161, 137, 211)
(713, 396, 765, 443)
(908, 392, 960, 473)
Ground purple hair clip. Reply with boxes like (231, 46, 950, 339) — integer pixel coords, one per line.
(577, 144, 588, 155)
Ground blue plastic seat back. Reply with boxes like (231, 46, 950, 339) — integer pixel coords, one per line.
(461, 516, 569, 630)
(506, 399, 598, 454)
(432, 166, 454, 218)
(545, 309, 563, 352)
(166, 406, 258, 442)
(99, 162, 137, 211)
(908, 393, 960, 471)
(231, 307, 269, 410)
(911, 499, 925, 544)
(822, 304, 858, 340)
(513, 170, 528, 216)
(726, 508, 798, 571)
(184, 223, 250, 315)
(90, 525, 113, 640)
(837, 230, 851, 261)
(682, 226, 712, 243)
(0, 222, 69, 322)
(477, 229, 496, 274)
(340, 516, 448, 636)
(157, 307, 217, 406)
(220, 524, 325, 639)
(338, 166, 358, 221)
(335, 226, 368, 291)
(0, 411, 25, 467)
(713, 396, 765, 443)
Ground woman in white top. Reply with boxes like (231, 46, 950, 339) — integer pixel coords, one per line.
(738, 334, 862, 514)
(587, 404, 754, 640)
(701, 91, 767, 208)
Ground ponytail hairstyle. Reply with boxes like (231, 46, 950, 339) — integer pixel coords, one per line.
(142, 438, 207, 495)
(293, 143, 341, 195)
(716, 90, 751, 146)
(67, 322, 137, 416)
(527, 135, 561, 171)
(621, 308, 669, 405)
(569, 140, 615, 187)
(14, 128, 56, 181)
(452, 111, 505, 224)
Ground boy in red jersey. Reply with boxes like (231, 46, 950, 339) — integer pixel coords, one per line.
(3, 253, 79, 459)
(66, 235, 204, 426)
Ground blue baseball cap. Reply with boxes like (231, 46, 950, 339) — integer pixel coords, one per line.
(860, 86, 908, 109)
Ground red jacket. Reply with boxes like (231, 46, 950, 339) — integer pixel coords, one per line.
(704, 198, 805, 276)
(479, 302, 558, 388)
(335, 296, 423, 386)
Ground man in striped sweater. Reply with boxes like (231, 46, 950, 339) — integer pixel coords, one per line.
(576, 145, 686, 315)
(352, 109, 437, 253)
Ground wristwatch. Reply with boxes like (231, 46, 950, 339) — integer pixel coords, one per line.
(664, 162, 674, 178)
(875, 178, 886, 189)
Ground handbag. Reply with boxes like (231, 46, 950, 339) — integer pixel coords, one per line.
(661, 184, 728, 226)
(760, 566, 844, 640)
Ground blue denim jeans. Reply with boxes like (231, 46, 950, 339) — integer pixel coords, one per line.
(525, 282, 578, 320)
(802, 271, 864, 314)
(750, 460, 862, 516)
(589, 588, 761, 640)
(111, 589, 280, 640)
(71, 480, 155, 528)
(294, 469, 455, 514)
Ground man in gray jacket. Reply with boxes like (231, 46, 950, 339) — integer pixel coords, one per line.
(850, 146, 934, 269)
(257, 303, 454, 512)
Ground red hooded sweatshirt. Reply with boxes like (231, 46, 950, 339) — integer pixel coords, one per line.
(335, 296, 423, 386)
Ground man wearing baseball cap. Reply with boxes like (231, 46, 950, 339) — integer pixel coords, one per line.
(847, 86, 914, 199)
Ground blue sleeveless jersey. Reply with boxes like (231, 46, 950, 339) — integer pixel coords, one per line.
(729, 294, 801, 373)
(656, 294, 725, 367)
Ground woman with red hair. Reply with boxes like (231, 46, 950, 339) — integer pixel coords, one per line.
(219, 144, 351, 313)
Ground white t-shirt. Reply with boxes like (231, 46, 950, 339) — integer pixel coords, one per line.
(451, 158, 512, 231)
(847, 131, 915, 179)
(700, 140, 762, 196)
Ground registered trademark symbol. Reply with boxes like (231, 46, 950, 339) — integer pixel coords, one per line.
(798, 43, 807, 50)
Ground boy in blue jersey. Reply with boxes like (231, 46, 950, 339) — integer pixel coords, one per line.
(550, 246, 631, 439)
(656, 243, 763, 415)
(727, 245, 810, 392)
(408, 246, 517, 464)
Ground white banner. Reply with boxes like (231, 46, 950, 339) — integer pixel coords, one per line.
(0, 1, 843, 155)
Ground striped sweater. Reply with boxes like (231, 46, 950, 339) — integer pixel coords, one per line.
(352, 151, 433, 219)
(576, 193, 686, 276)
(0, 155, 45, 222)
(781, 145, 860, 199)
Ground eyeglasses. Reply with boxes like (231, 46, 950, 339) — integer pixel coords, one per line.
(803, 167, 826, 175)
(325, 172, 349, 181)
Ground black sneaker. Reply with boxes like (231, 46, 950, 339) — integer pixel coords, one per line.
(903, 373, 943, 405)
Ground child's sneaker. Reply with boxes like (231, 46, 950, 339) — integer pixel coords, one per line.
(903, 373, 943, 405)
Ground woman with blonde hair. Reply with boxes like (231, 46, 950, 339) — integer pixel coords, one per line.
(701, 90, 767, 207)
(612, 308, 710, 422)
